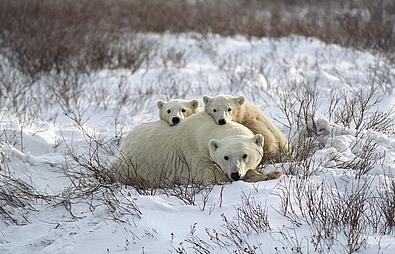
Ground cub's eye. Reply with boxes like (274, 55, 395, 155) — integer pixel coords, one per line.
(228, 108, 232, 112)
(182, 108, 186, 113)
(213, 109, 217, 113)
(224, 156, 229, 160)
(242, 154, 248, 159)
(167, 109, 171, 114)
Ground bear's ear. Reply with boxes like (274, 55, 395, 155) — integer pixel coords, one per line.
(157, 100, 166, 110)
(208, 139, 221, 155)
(203, 96, 212, 105)
(253, 134, 264, 147)
(190, 99, 199, 109)
(235, 96, 246, 105)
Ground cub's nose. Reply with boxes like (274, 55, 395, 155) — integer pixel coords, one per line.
(230, 172, 241, 181)
(218, 119, 226, 125)
(172, 117, 180, 125)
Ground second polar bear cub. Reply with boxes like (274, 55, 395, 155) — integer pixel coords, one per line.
(157, 99, 199, 126)
(203, 95, 288, 160)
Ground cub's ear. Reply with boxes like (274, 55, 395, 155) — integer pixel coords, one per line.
(203, 96, 212, 105)
(190, 99, 199, 109)
(253, 134, 264, 147)
(208, 139, 221, 156)
(157, 100, 166, 110)
(235, 95, 246, 105)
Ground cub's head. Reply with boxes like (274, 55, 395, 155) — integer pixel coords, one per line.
(203, 95, 245, 125)
(157, 99, 199, 126)
(208, 134, 264, 181)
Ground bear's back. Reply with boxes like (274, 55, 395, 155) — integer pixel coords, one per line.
(120, 120, 171, 152)
(178, 111, 255, 156)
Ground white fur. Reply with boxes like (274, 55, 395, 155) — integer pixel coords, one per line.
(203, 95, 244, 125)
(157, 99, 199, 126)
(203, 95, 288, 160)
(111, 112, 265, 187)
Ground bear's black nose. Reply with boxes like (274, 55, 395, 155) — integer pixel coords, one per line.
(218, 119, 226, 125)
(172, 117, 180, 125)
(230, 172, 241, 181)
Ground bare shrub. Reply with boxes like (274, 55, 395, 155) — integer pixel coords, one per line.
(183, 234, 213, 254)
(181, 193, 271, 253)
(277, 83, 393, 177)
(1, 0, 394, 76)
(376, 177, 395, 234)
(156, 71, 192, 100)
(334, 136, 385, 179)
(206, 214, 261, 253)
(0, 1, 158, 77)
(217, 53, 260, 93)
(235, 193, 271, 234)
(276, 177, 375, 253)
(365, 56, 394, 94)
(108, 36, 158, 72)
(0, 159, 53, 225)
(276, 81, 326, 175)
(161, 47, 186, 69)
(58, 110, 142, 222)
(276, 225, 308, 254)
(0, 64, 45, 152)
(0, 64, 34, 113)
(46, 68, 84, 114)
(161, 183, 211, 206)
(274, 178, 304, 227)
(327, 87, 395, 135)
(214, 53, 277, 105)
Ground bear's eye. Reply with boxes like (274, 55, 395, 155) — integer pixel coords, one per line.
(224, 156, 229, 160)
(182, 108, 186, 113)
(242, 154, 248, 159)
(213, 109, 217, 113)
(167, 109, 171, 114)
(228, 108, 232, 112)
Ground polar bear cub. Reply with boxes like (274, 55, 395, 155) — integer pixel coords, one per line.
(111, 112, 280, 187)
(203, 95, 288, 161)
(157, 99, 199, 126)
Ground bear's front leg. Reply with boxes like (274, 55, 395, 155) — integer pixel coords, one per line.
(243, 169, 281, 182)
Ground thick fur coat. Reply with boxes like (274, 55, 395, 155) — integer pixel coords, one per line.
(111, 112, 279, 187)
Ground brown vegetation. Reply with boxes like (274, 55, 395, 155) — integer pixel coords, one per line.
(0, 0, 394, 77)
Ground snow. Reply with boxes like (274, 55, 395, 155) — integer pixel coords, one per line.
(1, 33, 395, 253)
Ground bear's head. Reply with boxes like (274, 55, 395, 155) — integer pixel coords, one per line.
(203, 95, 245, 125)
(208, 134, 264, 181)
(157, 99, 199, 126)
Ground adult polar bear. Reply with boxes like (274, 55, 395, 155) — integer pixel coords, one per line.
(112, 112, 280, 187)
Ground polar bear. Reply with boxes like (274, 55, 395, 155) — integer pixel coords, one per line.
(111, 112, 280, 187)
(157, 99, 199, 126)
(203, 95, 288, 161)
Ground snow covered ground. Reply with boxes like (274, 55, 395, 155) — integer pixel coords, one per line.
(1, 33, 395, 253)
